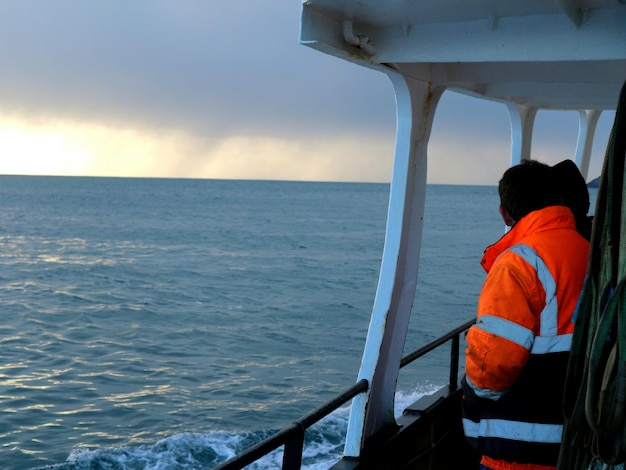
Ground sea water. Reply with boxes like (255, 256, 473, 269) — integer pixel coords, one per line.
(0, 177, 593, 469)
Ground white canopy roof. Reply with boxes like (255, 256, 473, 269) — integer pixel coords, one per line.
(301, 0, 626, 110)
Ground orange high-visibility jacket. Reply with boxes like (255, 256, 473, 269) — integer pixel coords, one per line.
(462, 205, 589, 469)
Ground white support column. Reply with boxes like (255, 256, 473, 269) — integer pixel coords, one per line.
(343, 71, 443, 457)
(506, 103, 538, 166)
(574, 109, 602, 180)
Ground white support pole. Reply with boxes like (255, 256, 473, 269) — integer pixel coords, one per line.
(574, 109, 602, 180)
(506, 103, 538, 166)
(343, 71, 443, 457)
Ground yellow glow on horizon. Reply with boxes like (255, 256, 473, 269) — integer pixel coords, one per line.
(5, 112, 581, 185)
(0, 115, 396, 183)
(0, 121, 93, 175)
(0, 117, 189, 178)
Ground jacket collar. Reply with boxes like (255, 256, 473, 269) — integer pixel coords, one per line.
(480, 205, 577, 272)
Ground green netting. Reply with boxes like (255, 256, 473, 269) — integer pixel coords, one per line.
(558, 79, 626, 469)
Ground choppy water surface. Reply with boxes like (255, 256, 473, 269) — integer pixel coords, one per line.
(0, 177, 525, 468)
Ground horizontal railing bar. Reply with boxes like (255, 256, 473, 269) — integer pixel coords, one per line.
(213, 378, 369, 470)
(299, 378, 369, 429)
(400, 318, 475, 369)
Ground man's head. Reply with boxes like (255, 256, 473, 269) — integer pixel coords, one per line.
(498, 160, 560, 226)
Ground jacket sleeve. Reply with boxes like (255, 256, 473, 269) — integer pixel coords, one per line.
(465, 252, 545, 400)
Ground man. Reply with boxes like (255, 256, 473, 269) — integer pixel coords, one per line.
(462, 160, 590, 470)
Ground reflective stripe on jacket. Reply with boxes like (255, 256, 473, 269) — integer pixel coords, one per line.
(462, 205, 589, 468)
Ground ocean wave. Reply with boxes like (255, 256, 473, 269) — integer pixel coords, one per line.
(35, 385, 442, 470)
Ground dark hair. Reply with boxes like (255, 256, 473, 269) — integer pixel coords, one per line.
(498, 160, 560, 222)
(552, 159, 590, 216)
(552, 159, 592, 240)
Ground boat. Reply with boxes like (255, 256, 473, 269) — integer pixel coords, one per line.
(214, 1, 626, 468)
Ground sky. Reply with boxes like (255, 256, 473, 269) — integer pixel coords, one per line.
(0, 1, 614, 185)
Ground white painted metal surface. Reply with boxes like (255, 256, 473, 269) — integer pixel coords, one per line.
(344, 74, 443, 456)
(300, 0, 626, 460)
(301, 0, 626, 109)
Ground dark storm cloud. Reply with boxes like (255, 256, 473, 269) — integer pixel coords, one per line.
(0, 1, 396, 138)
(0, 1, 612, 183)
